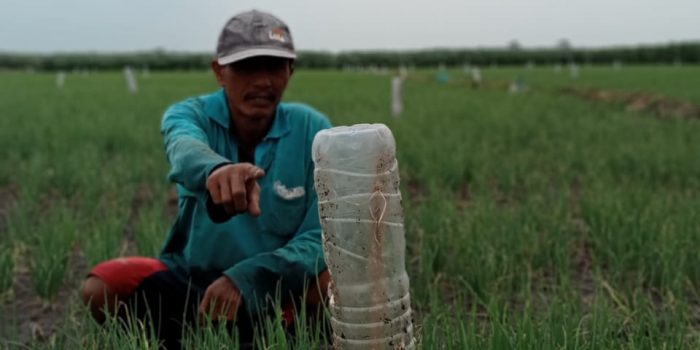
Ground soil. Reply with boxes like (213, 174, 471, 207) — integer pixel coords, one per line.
(0, 244, 86, 345)
(484, 174, 531, 208)
(120, 182, 154, 256)
(166, 186, 179, 220)
(405, 178, 426, 205)
(569, 178, 595, 307)
(560, 87, 700, 120)
(0, 185, 17, 237)
(1, 182, 161, 345)
(456, 182, 472, 210)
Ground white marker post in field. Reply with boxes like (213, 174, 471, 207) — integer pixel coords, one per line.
(470, 66, 482, 89)
(398, 65, 408, 79)
(553, 63, 562, 74)
(123, 66, 138, 94)
(569, 63, 579, 79)
(56, 72, 66, 89)
(613, 60, 622, 71)
(391, 76, 403, 118)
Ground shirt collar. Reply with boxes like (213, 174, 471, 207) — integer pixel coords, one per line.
(204, 88, 290, 140)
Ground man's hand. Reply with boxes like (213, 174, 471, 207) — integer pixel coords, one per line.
(207, 163, 265, 216)
(198, 276, 242, 324)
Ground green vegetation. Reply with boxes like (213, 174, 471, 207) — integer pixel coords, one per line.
(1, 41, 699, 71)
(1, 65, 700, 348)
(482, 65, 700, 104)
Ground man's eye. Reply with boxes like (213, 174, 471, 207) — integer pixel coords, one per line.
(231, 58, 287, 73)
(237, 62, 256, 70)
(269, 63, 286, 72)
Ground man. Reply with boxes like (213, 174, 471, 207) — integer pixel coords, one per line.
(82, 10, 331, 348)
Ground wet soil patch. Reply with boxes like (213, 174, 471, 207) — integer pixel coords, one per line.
(561, 87, 700, 120)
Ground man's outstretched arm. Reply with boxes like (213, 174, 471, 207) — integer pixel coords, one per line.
(161, 102, 232, 194)
(163, 103, 265, 220)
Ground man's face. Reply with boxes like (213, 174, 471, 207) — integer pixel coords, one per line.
(212, 56, 294, 135)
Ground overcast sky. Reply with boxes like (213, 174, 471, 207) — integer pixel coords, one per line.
(1, 0, 698, 53)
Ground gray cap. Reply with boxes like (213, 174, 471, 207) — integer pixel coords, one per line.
(216, 10, 296, 65)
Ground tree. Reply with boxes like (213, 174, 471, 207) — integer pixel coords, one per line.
(508, 40, 522, 51)
(557, 38, 573, 62)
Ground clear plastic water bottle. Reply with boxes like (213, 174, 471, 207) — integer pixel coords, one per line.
(313, 124, 415, 349)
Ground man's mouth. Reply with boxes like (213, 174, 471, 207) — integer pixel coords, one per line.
(245, 92, 275, 105)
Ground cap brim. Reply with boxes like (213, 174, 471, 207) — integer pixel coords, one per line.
(217, 48, 297, 65)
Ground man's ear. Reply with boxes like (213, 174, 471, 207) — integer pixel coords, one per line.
(211, 60, 225, 86)
(289, 60, 295, 77)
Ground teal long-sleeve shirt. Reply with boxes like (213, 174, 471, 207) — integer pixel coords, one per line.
(158, 89, 332, 315)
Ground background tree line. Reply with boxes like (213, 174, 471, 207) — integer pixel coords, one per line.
(1, 42, 698, 71)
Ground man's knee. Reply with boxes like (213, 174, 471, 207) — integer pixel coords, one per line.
(318, 270, 330, 289)
(306, 270, 331, 307)
(83, 256, 168, 308)
(82, 276, 117, 322)
(83, 276, 109, 304)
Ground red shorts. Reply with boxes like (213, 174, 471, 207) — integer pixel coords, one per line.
(89, 257, 327, 327)
(89, 256, 168, 297)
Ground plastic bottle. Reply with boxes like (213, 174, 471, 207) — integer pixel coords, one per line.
(312, 124, 415, 350)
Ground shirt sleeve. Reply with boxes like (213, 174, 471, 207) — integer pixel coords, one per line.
(161, 101, 232, 195)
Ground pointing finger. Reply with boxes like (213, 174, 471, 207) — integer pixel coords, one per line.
(243, 165, 265, 181)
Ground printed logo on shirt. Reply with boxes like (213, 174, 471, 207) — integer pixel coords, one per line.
(274, 181, 305, 200)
